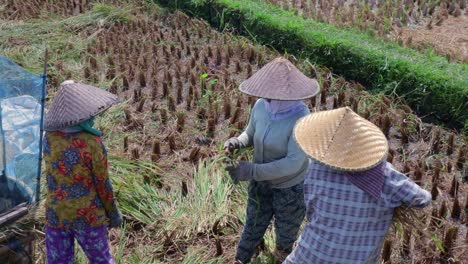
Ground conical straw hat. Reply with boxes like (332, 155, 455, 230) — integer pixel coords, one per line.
(44, 80, 120, 131)
(294, 107, 388, 172)
(239, 57, 319, 100)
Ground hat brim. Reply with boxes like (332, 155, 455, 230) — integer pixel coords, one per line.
(294, 107, 388, 172)
(44, 82, 120, 131)
(239, 78, 320, 100)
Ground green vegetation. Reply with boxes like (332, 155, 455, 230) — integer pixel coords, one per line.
(155, 0, 468, 131)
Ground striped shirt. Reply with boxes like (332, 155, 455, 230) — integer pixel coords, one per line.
(284, 161, 431, 264)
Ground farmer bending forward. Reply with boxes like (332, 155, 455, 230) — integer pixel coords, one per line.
(284, 107, 431, 264)
(43, 81, 123, 264)
(224, 57, 320, 263)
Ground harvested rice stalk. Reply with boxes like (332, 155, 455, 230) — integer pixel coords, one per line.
(431, 182, 438, 201)
(151, 84, 158, 100)
(429, 207, 439, 228)
(181, 181, 188, 197)
(449, 175, 459, 197)
(393, 206, 426, 242)
(162, 82, 169, 98)
(176, 81, 183, 104)
(441, 227, 458, 259)
(136, 99, 145, 113)
(188, 147, 200, 163)
(122, 76, 129, 91)
(215, 238, 223, 256)
(456, 145, 466, 170)
(207, 118, 216, 138)
(186, 94, 193, 111)
(131, 148, 140, 160)
(446, 133, 455, 155)
(381, 115, 391, 138)
(151, 140, 161, 162)
(447, 161, 453, 173)
(381, 239, 392, 263)
(387, 149, 394, 164)
(160, 109, 168, 125)
(401, 229, 411, 257)
(168, 134, 176, 152)
(451, 196, 461, 219)
(332, 97, 338, 109)
(176, 112, 185, 133)
(430, 127, 441, 154)
(109, 81, 118, 95)
(439, 201, 448, 223)
(224, 100, 231, 119)
(413, 164, 423, 185)
(230, 108, 241, 125)
(123, 136, 128, 153)
(168, 96, 176, 112)
(432, 159, 442, 183)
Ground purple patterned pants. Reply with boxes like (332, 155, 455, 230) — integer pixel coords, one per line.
(45, 226, 115, 264)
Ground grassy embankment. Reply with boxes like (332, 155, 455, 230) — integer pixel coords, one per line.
(156, 0, 468, 131)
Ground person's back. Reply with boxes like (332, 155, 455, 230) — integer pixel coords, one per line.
(44, 131, 114, 229)
(42, 80, 122, 264)
(286, 161, 430, 264)
(285, 107, 431, 264)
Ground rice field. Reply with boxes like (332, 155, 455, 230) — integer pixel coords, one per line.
(0, 0, 467, 263)
(261, 0, 468, 62)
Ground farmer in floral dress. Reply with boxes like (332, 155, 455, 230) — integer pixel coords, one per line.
(284, 107, 431, 264)
(224, 57, 320, 263)
(43, 80, 122, 264)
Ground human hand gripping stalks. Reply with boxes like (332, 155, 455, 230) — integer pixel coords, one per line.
(222, 145, 253, 185)
(223, 146, 240, 184)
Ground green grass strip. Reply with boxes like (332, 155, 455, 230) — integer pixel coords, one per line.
(155, 0, 468, 130)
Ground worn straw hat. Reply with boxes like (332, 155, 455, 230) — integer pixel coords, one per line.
(294, 107, 388, 172)
(44, 80, 120, 131)
(239, 57, 320, 100)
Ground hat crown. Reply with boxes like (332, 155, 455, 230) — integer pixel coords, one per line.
(44, 81, 119, 131)
(239, 57, 320, 100)
(294, 107, 388, 172)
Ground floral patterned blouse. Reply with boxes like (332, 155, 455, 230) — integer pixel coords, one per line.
(43, 131, 118, 229)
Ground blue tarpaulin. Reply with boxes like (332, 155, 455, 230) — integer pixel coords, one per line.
(0, 56, 46, 215)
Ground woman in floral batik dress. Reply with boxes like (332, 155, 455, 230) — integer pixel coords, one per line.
(43, 80, 122, 264)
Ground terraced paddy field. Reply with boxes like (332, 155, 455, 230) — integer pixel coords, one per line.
(261, 0, 468, 62)
(0, 0, 467, 263)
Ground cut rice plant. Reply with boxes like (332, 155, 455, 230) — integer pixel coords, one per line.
(159, 156, 235, 238)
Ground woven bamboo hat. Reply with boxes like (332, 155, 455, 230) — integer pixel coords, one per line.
(239, 57, 319, 100)
(44, 80, 120, 131)
(294, 107, 388, 172)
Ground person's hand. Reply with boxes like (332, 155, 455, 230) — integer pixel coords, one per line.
(109, 208, 123, 228)
(225, 161, 254, 184)
(223, 137, 241, 153)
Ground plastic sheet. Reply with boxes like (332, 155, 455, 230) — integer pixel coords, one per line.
(0, 56, 45, 215)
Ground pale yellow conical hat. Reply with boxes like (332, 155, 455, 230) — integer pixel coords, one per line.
(294, 107, 388, 172)
(239, 57, 320, 100)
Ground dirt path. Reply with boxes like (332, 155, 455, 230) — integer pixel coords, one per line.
(401, 15, 468, 62)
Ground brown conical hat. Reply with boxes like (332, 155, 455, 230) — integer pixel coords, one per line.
(294, 107, 388, 172)
(44, 80, 120, 131)
(239, 57, 320, 100)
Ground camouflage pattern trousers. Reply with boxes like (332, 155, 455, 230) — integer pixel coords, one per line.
(236, 180, 305, 263)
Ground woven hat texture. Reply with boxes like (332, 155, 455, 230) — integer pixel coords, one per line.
(294, 107, 388, 172)
(239, 57, 319, 100)
(44, 80, 120, 131)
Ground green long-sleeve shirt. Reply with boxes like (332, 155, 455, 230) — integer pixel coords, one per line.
(237, 99, 310, 188)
